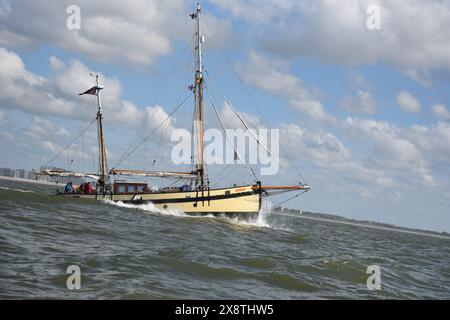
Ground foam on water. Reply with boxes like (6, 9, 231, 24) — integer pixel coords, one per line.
(224, 198, 273, 229)
(0, 186, 35, 193)
(103, 200, 186, 217)
(103, 198, 283, 230)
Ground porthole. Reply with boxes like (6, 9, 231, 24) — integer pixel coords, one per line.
(163, 205, 168, 209)
(193, 203, 198, 208)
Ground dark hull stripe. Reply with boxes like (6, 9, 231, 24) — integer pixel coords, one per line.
(169, 212, 258, 216)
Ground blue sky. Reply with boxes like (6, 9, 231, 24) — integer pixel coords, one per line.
(1, 0, 450, 232)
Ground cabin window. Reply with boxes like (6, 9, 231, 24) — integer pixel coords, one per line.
(128, 185, 137, 193)
(118, 185, 126, 193)
(137, 186, 144, 193)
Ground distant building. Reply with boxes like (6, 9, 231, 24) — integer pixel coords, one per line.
(14, 169, 26, 179)
(26, 169, 37, 180)
(1, 166, 84, 185)
(0, 167, 15, 177)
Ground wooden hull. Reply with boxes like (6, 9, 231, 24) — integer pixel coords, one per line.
(58, 185, 261, 214)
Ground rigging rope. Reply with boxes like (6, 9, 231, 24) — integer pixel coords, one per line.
(211, 165, 240, 188)
(133, 32, 196, 141)
(43, 118, 97, 169)
(273, 190, 310, 208)
(205, 86, 258, 182)
(203, 16, 305, 182)
(111, 93, 193, 170)
(206, 70, 306, 183)
(205, 70, 272, 157)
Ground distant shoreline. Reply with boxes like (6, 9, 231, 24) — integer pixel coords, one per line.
(0, 176, 63, 187)
(277, 212, 450, 240)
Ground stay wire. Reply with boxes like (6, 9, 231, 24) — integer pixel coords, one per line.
(205, 86, 258, 182)
(273, 190, 310, 208)
(203, 16, 305, 182)
(111, 93, 193, 170)
(44, 118, 97, 169)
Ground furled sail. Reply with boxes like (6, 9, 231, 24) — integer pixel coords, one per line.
(109, 169, 197, 180)
(37, 170, 100, 180)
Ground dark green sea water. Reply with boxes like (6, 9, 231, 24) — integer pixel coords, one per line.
(1, 179, 449, 299)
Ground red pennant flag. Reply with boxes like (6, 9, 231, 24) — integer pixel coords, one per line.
(78, 86, 98, 96)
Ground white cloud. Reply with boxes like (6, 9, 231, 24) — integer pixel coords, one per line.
(49, 56, 65, 71)
(216, 0, 450, 86)
(23, 116, 70, 140)
(0, 0, 232, 67)
(0, 47, 77, 117)
(341, 72, 378, 115)
(278, 122, 398, 193)
(344, 117, 421, 163)
(216, 103, 262, 130)
(396, 91, 421, 113)
(431, 104, 450, 120)
(343, 117, 450, 189)
(0, 47, 178, 132)
(210, 0, 299, 25)
(341, 90, 377, 115)
(40, 141, 62, 155)
(243, 51, 331, 122)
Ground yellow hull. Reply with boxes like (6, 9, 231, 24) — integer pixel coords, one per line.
(60, 185, 261, 214)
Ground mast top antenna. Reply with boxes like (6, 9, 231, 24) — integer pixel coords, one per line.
(190, 2, 201, 19)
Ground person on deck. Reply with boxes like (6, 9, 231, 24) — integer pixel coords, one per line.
(85, 182, 94, 194)
(64, 182, 74, 193)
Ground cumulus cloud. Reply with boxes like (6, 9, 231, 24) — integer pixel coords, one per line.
(0, 47, 178, 132)
(431, 104, 450, 121)
(23, 116, 70, 140)
(216, 103, 262, 130)
(341, 90, 377, 115)
(214, 0, 450, 86)
(0, 47, 76, 117)
(342, 117, 450, 188)
(341, 72, 378, 115)
(277, 122, 398, 195)
(344, 117, 421, 163)
(396, 91, 421, 113)
(242, 51, 331, 122)
(0, 0, 232, 67)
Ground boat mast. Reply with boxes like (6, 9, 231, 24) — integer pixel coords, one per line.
(192, 2, 206, 191)
(95, 75, 108, 188)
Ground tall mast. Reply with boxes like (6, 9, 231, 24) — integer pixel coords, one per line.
(192, 2, 206, 190)
(95, 75, 107, 188)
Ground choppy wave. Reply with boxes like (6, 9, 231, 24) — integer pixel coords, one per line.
(1, 179, 449, 300)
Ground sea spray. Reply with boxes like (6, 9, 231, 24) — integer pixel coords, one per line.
(103, 200, 186, 217)
(102, 198, 286, 230)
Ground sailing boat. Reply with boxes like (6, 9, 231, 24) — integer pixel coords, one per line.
(38, 3, 310, 215)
